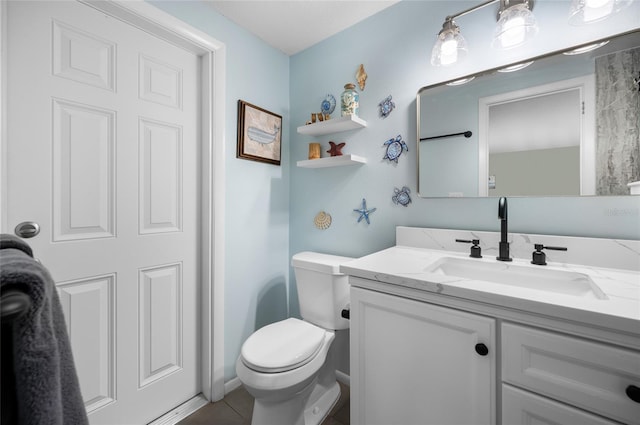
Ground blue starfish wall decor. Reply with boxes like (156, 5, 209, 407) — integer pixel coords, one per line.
(353, 198, 376, 224)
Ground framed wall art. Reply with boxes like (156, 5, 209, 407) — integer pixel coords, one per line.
(237, 100, 282, 165)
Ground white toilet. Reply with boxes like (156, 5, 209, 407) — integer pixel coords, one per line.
(236, 251, 353, 425)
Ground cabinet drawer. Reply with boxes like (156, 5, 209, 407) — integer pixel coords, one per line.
(503, 384, 618, 425)
(502, 323, 640, 425)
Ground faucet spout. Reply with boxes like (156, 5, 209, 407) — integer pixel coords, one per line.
(497, 197, 512, 262)
(498, 196, 507, 222)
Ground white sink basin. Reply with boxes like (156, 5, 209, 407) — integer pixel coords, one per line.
(425, 257, 608, 300)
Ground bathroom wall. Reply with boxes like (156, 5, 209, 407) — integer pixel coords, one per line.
(289, 0, 640, 280)
(150, 0, 639, 384)
(289, 1, 640, 374)
(148, 1, 291, 382)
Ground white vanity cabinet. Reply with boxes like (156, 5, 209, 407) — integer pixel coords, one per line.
(343, 227, 640, 425)
(350, 286, 496, 425)
(349, 285, 640, 425)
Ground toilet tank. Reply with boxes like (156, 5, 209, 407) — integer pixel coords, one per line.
(291, 252, 354, 330)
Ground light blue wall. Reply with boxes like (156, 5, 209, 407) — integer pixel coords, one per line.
(289, 0, 640, 315)
(148, 1, 291, 381)
(152, 0, 640, 384)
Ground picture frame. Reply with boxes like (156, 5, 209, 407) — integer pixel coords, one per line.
(237, 100, 282, 165)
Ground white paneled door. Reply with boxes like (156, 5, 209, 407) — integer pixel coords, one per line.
(5, 1, 201, 423)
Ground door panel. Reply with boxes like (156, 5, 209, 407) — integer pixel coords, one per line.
(5, 1, 200, 423)
(52, 98, 116, 241)
(58, 275, 117, 412)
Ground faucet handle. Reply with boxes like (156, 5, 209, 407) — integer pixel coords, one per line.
(531, 244, 568, 265)
(456, 239, 482, 258)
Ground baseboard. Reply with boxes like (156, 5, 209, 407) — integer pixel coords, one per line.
(148, 394, 209, 425)
(224, 376, 242, 394)
(335, 370, 350, 386)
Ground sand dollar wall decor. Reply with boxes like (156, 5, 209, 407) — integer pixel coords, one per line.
(314, 211, 332, 230)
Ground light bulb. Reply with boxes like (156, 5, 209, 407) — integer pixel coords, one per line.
(430, 19, 467, 66)
(492, 2, 538, 49)
(440, 39, 459, 65)
(568, 0, 631, 24)
(584, 0, 614, 21)
(501, 16, 527, 48)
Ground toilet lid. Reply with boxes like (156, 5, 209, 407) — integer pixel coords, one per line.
(240, 318, 326, 373)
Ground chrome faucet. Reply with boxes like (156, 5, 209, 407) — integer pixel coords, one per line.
(497, 197, 512, 262)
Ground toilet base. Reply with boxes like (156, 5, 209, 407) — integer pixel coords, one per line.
(250, 378, 340, 425)
(304, 380, 340, 425)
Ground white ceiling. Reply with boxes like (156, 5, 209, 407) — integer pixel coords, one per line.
(206, 0, 400, 55)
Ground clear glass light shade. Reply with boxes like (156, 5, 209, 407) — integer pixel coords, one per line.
(430, 20, 468, 66)
(492, 3, 539, 49)
(568, 0, 631, 24)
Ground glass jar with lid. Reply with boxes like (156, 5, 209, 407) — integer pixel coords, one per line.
(340, 83, 359, 117)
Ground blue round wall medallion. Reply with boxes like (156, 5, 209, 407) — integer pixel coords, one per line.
(321, 94, 336, 115)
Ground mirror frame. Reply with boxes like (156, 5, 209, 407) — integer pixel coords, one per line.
(416, 30, 639, 198)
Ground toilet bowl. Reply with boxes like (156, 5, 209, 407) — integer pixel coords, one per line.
(236, 252, 354, 425)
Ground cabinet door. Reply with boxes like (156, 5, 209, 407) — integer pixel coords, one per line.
(350, 287, 496, 425)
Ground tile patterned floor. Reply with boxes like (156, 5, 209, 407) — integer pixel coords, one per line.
(178, 382, 350, 425)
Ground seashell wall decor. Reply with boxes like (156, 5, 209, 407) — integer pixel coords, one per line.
(356, 64, 367, 91)
(314, 211, 332, 230)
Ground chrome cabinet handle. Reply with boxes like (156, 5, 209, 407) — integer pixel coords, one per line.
(14, 221, 40, 238)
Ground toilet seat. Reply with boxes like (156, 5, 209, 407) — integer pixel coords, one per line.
(241, 318, 326, 373)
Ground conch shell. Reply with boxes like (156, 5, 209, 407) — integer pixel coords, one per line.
(356, 64, 367, 91)
(314, 211, 332, 230)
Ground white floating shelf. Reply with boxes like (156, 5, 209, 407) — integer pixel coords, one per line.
(297, 154, 367, 168)
(297, 115, 367, 136)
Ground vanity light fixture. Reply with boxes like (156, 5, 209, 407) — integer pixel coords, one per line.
(430, 0, 538, 67)
(568, 0, 632, 24)
(497, 60, 534, 72)
(492, 0, 538, 49)
(562, 40, 610, 55)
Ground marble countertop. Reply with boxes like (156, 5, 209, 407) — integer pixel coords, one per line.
(340, 245, 640, 336)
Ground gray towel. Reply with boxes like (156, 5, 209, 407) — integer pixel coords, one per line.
(0, 234, 33, 258)
(0, 237, 88, 425)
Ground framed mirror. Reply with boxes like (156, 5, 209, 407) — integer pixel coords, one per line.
(417, 30, 640, 198)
